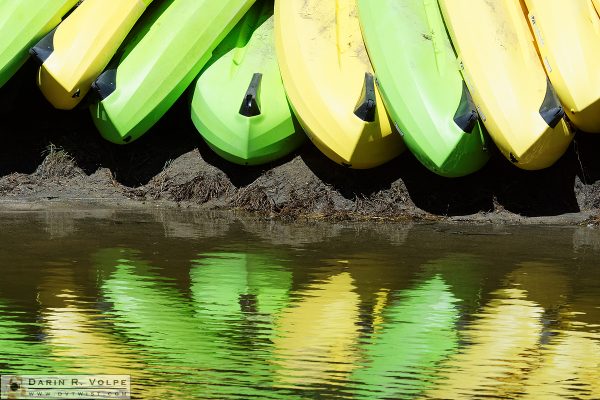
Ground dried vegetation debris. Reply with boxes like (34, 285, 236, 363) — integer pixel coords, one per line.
(34, 144, 83, 181)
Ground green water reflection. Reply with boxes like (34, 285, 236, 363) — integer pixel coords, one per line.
(0, 211, 599, 399)
(351, 274, 459, 399)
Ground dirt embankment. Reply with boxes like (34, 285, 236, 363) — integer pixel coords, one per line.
(1, 61, 600, 224)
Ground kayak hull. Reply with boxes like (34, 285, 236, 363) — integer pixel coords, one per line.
(191, 3, 304, 166)
(34, 0, 152, 110)
(358, 0, 489, 177)
(274, 0, 404, 169)
(439, 0, 573, 170)
(90, 0, 255, 144)
(524, 0, 600, 133)
(0, 0, 77, 88)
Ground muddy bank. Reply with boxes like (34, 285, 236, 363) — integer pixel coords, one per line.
(1, 60, 600, 224)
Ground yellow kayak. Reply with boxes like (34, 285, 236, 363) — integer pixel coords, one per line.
(524, 0, 600, 133)
(274, 0, 404, 169)
(594, 0, 600, 14)
(439, 0, 573, 170)
(31, 0, 153, 110)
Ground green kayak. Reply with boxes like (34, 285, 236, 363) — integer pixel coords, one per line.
(191, 0, 304, 166)
(90, 0, 255, 144)
(0, 0, 77, 88)
(357, 0, 489, 177)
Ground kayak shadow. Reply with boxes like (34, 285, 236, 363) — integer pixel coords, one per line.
(300, 133, 584, 217)
(573, 131, 600, 185)
(300, 143, 495, 217)
(0, 59, 52, 176)
(490, 141, 580, 216)
(0, 69, 200, 187)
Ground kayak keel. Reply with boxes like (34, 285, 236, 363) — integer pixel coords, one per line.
(29, 28, 57, 65)
(92, 69, 117, 101)
(354, 72, 376, 123)
(539, 78, 565, 129)
(453, 81, 478, 133)
(239, 72, 262, 117)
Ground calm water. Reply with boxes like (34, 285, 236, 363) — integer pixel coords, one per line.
(0, 209, 599, 399)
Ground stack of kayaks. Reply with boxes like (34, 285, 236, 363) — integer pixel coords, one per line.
(523, 0, 600, 133)
(90, 0, 255, 144)
(439, 0, 573, 170)
(357, 0, 489, 177)
(274, 0, 405, 169)
(0, 0, 77, 88)
(5, 0, 600, 175)
(31, 0, 153, 110)
(191, 0, 304, 166)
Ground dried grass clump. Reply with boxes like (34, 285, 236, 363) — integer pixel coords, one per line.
(233, 183, 339, 219)
(170, 173, 233, 203)
(233, 185, 274, 213)
(352, 184, 411, 217)
(36, 144, 81, 180)
(144, 160, 174, 200)
(277, 189, 318, 217)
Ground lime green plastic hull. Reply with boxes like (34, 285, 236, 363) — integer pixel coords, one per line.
(191, 1, 304, 166)
(357, 0, 489, 177)
(0, 0, 77, 88)
(90, 0, 255, 144)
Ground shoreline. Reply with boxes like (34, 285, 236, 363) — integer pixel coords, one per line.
(0, 198, 595, 227)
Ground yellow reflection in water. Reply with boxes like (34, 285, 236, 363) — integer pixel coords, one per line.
(428, 287, 544, 398)
(272, 272, 360, 389)
(522, 327, 600, 399)
(38, 268, 143, 375)
(371, 289, 390, 336)
(512, 263, 600, 399)
(429, 261, 600, 398)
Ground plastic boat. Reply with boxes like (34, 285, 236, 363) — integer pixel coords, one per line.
(90, 0, 255, 144)
(191, 0, 304, 165)
(31, 0, 153, 110)
(274, 0, 405, 169)
(523, 0, 600, 133)
(439, 0, 573, 169)
(358, 0, 489, 177)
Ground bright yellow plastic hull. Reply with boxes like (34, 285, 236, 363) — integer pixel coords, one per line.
(594, 0, 600, 15)
(439, 0, 573, 170)
(36, 0, 152, 110)
(524, 0, 600, 133)
(274, 0, 404, 169)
